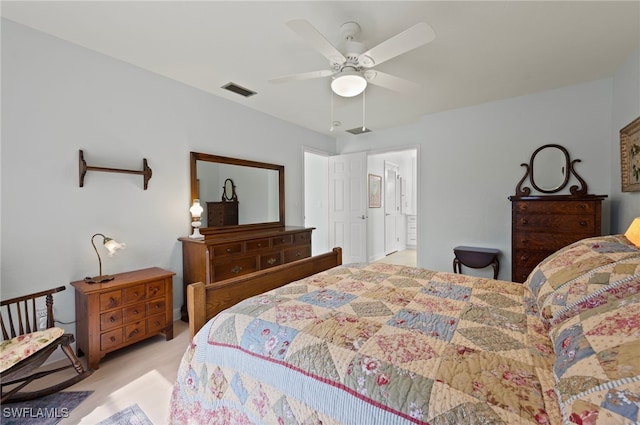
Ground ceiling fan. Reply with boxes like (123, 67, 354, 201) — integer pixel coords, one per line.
(270, 19, 436, 97)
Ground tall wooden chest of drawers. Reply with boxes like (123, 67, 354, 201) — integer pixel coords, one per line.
(71, 267, 175, 369)
(509, 195, 607, 283)
(179, 226, 313, 321)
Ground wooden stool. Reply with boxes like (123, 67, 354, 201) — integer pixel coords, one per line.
(453, 246, 500, 279)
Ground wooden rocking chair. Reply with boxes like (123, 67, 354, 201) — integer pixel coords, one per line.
(1, 286, 93, 403)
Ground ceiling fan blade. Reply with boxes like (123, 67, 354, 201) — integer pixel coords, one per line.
(364, 70, 420, 94)
(286, 19, 346, 66)
(358, 22, 435, 68)
(269, 69, 334, 84)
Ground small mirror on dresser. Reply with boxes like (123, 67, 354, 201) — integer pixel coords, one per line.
(508, 144, 607, 283)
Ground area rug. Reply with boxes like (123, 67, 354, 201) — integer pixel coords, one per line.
(1, 390, 93, 425)
(96, 404, 153, 425)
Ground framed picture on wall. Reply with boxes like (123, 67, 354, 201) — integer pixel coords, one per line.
(620, 116, 640, 192)
(368, 174, 382, 208)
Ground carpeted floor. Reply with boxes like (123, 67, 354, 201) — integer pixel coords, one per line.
(1, 391, 93, 425)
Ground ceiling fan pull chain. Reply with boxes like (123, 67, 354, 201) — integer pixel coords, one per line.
(330, 91, 335, 132)
(362, 90, 366, 131)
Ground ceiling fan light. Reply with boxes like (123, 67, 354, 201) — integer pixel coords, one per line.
(331, 71, 367, 97)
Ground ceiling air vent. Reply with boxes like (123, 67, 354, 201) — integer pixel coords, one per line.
(346, 127, 372, 135)
(221, 82, 256, 98)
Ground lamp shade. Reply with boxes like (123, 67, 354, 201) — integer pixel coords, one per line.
(625, 217, 640, 247)
(331, 69, 367, 97)
(104, 237, 126, 256)
(190, 199, 204, 219)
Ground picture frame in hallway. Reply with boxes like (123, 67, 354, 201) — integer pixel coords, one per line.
(368, 174, 381, 208)
(620, 116, 640, 192)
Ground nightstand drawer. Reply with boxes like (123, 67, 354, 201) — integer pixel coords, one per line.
(101, 329, 123, 350)
(99, 290, 122, 311)
(125, 321, 145, 341)
(123, 284, 146, 304)
(124, 304, 145, 323)
(147, 299, 165, 316)
(100, 310, 123, 331)
(147, 314, 166, 334)
(147, 281, 164, 298)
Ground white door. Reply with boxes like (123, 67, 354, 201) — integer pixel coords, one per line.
(328, 152, 368, 264)
(384, 162, 400, 255)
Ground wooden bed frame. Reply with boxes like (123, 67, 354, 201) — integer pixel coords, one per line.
(187, 247, 342, 338)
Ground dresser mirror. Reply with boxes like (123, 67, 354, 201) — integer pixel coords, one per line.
(514, 144, 587, 196)
(190, 152, 284, 231)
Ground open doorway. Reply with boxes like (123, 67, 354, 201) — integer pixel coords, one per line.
(303, 147, 418, 265)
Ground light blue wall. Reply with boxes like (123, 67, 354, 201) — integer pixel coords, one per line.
(1, 20, 336, 327)
(338, 69, 638, 279)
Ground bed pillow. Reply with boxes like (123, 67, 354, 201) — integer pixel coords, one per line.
(549, 291, 640, 424)
(523, 235, 640, 324)
(625, 217, 640, 247)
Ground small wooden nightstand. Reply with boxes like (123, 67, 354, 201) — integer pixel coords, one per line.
(71, 267, 175, 370)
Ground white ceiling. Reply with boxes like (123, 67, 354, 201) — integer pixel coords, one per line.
(2, 1, 639, 137)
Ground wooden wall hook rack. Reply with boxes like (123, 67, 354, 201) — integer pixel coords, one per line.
(79, 150, 152, 190)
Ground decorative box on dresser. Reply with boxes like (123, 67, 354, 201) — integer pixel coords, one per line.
(71, 267, 175, 370)
(509, 195, 607, 282)
(179, 226, 313, 321)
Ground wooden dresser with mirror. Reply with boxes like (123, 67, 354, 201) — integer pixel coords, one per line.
(179, 152, 313, 321)
(509, 144, 607, 283)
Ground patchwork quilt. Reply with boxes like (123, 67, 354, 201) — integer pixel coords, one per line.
(170, 263, 561, 424)
(170, 234, 640, 424)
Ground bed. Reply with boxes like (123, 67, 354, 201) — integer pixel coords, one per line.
(170, 230, 640, 424)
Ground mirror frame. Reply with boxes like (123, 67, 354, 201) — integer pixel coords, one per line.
(514, 144, 588, 196)
(190, 152, 285, 233)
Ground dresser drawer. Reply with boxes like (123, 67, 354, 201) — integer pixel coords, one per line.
(212, 242, 243, 257)
(514, 214, 595, 233)
(261, 252, 282, 269)
(272, 235, 293, 246)
(513, 232, 589, 251)
(284, 245, 311, 263)
(100, 329, 123, 350)
(293, 231, 312, 245)
(100, 310, 123, 331)
(99, 290, 122, 311)
(212, 256, 257, 280)
(123, 284, 146, 304)
(514, 201, 596, 215)
(246, 238, 270, 251)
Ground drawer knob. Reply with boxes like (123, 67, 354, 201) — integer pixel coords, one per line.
(267, 257, 277, 265)
(231, 266, 243, 274)
(134, 309, 139, 315)
(226, 248, 232, 253)
(110, 336, 116, 342)
(296, 251, 302, 257)
(109, 298, 117, 307)
(520, 255, 528, 261)
(110, 316, 116, 323)
(133, 291, 139, 297)
(579, 221, 587, 226)
(520, 239, 528, 244)
(521, 218, 528, 225)
(129, 329, 139, 337)
(151, 288, 158, 295)
(257, 243, 262, 247)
